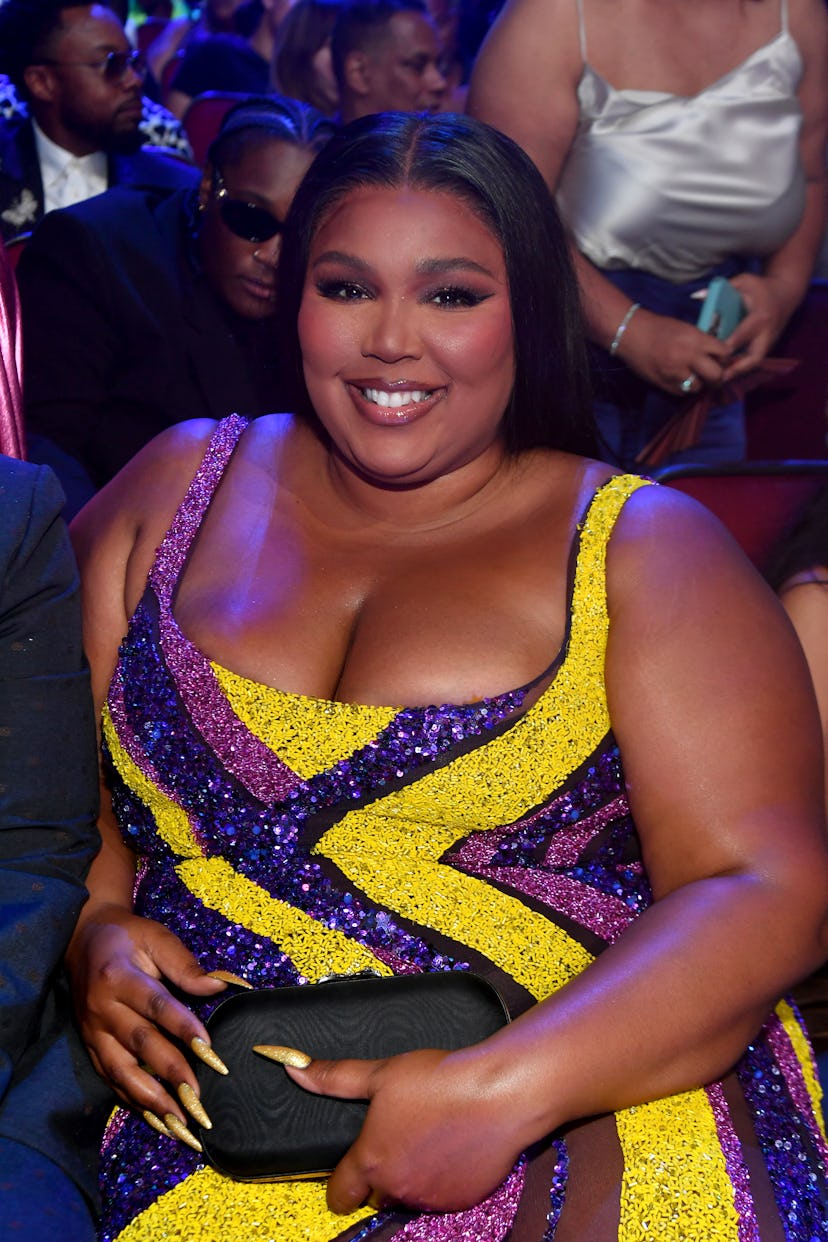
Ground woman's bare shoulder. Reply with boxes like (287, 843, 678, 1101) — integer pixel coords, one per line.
(71, 420, 220, 563)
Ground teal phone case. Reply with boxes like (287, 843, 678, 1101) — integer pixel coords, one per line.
(696, 277, 745, 340)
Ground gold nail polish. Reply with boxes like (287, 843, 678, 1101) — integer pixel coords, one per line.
(142, 1109, 172, 1138)
(163, 1113, 203, 1152)
(207, 970, 253, 990)
(190, 1036, 229, 1076)
(253, 1044, 312, 1069)
(178, 1082, 212, 1130)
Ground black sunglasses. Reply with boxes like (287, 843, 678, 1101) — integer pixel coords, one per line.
(40, 48, 147, 83)
(213, 170, 284, 243)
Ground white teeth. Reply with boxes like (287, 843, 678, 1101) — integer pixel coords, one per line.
(362, 388, 430, 408)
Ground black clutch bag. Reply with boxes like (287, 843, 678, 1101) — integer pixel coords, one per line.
(194, 970, 510, 1181)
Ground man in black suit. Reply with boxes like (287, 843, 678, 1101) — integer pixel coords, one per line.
(16, 95, 332, 514)
(0, 456, 111, 1240)
(0, 0, 197, 243)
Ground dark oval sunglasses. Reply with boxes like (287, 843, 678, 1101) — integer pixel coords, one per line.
(213, 170, 284, 244)
(39, 48, 147, 83)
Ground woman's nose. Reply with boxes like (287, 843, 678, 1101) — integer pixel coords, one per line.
(361, 299, 420, 362)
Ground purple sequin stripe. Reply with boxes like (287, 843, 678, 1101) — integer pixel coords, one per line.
(543, 1139, 569, 1240)
(388, 1158, 526, 1240)
(705, 1081, 760, 1241)
(737, 1026, 828, 1238)
(100, 1110, 201, 1242)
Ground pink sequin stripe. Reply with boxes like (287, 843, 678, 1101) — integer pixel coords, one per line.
(543, 795, 631, 867)
(449, 794, 630, 876)
(765, 1013, 828, 1167)
(157, 608, 302, 803)
(148, 415, 302, 803)
(455, 862, 634, 944)
(101, 1106, 130, 1155)
(389, 1158, 525, 1240)
(705, 1081, 761, 1241)
(150, 414, 248, 601)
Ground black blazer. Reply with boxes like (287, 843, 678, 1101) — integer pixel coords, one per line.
(0, 458, 111, 1205)
(0, 112, 198, 242)
(17, 185, 287, 508)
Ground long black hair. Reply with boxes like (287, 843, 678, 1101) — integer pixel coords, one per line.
(278, 111, 597, 456)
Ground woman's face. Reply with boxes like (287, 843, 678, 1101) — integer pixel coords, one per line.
(298, 185, 515, 489)
(198, 138, 316, 320)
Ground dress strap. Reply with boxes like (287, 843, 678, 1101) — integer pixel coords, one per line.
(150, 413, 249, 604)
(780, 0, 788, 35)
(574, 0, 587, 62)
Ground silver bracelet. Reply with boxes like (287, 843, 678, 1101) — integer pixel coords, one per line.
(609, 302, 641, 356)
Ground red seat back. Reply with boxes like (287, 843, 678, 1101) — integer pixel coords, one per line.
(182, 92, 250, 167)
(652, 461, 828, 571)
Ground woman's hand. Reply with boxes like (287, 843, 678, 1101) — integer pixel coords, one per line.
(66, 904, 227, 1145)
(721, 272, 797, 383)
(618, 306, 732, 396)
(287, 1047, 527, 1214)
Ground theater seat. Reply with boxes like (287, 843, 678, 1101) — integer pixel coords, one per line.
(746, 280, 828, 461)
(182, 92, 251, 166)
(651, 460, 828, 571)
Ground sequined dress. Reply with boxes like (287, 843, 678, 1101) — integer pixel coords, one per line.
(99, 416, 828, 1241)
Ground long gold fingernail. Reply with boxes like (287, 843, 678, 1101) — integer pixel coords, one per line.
(142, 1109, 172, 1138)
(190, 1036, 229, 1076)
(253, 1044, 312, 1069)
(163, 1113, 203, 1152)
(207, 970, 253, 990)
(178, 1082, 212, 1130)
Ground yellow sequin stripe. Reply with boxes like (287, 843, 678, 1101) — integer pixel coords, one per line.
(616, 1092, 741, 1240)
(104, 707, 390, 983)
(315, 476, 652, 996)
(177, 857, 391, 983)
(114, 1165, 372, 1242)
(212, 666, 400, 779)
(776, 998, 827, 1143)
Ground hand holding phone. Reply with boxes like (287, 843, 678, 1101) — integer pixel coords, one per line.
(695, 277, 745, 340)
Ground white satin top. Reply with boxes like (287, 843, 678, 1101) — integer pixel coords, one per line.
(555, 0, 806, 282)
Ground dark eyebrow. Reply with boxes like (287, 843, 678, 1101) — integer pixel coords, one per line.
(415, 257, 498, 279)
(311, 250, 371, 271)
(310, 252, 498, 279)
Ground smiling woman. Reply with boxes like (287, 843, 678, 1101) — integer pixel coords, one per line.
(68, 112, 828, 1240)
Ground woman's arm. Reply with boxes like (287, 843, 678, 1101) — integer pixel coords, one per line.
(780, 570, 828, 777)
(296, 488, 828, 1214)
(65, 423, 230, 1138)
(724, 0, 828, 380)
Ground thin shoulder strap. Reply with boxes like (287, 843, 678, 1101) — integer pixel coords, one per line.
(575, 0, 587, 62)
(568, 473, 653, 656)
(780, 0, 788, 34)
(150, 413, 248, 604)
